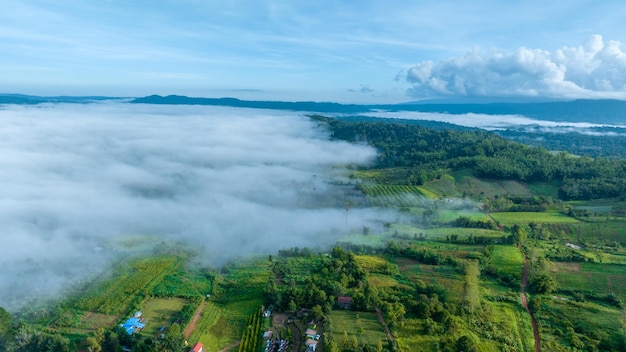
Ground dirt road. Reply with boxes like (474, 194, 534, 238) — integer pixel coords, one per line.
(520, 255, 541, 352)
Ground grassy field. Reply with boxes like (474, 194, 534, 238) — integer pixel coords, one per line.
(329, 310, 387, 348)
(489, 245, 524, 278)
(490, 212, 579, 225)
(533, 296, 626, 350)
(73, 256, 180, 315)
(551, 262, 626, 301)
(140, 297, 188, 336)
(189, 260, 268, 350)
(394, 257, 465, 303)
(359, 184, 428, 207)
(417, 174, 459, 198)
(391, 224, 504, 241)
(433, 207, 491, 224)
(189, 302, 241, 351)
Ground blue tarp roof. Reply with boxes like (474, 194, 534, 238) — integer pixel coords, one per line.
(120, 317, 145, 334)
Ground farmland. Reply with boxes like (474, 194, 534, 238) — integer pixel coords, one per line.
(2, 116, 626, 352)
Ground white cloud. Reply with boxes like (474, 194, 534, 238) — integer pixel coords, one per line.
(0, 102, 386, 310)
(403, 35, 626, 100)
(368, 111, 626, 131)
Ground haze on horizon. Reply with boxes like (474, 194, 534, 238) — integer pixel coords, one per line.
(1, 1, 626, 103)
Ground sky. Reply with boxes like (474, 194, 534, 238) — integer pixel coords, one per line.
(1, 1, 626, 102)
(0, 102, 395, 310)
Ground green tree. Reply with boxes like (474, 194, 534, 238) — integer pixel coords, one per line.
(530, 272, 557, 294)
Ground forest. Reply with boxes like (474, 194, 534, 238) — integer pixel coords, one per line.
(311, 115, 626, 200)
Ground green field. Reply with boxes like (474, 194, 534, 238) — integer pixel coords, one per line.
(141, 297, 188, 336)
(391, 224, 504, 241)
(490, 212, 579, 225)
(433, 207, 491, 224)
(189, 301, 242, 352)
(551, 262, 626, 301)
(489, 245, 524, 278)
(533, 296, 626, 350)
(329, 310, 387, 348)
(359, 184, 428, 207)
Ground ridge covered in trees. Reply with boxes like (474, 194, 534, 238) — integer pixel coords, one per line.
(311, 115, 626, 200)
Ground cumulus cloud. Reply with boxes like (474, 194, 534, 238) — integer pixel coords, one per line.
(403, 35, 626, 99)
(0, 102, 384, 310)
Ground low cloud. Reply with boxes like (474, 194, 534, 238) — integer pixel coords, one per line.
(349, 84, 375, 94)
(0, 102, 385, 310)
(403, 35, 626, 100)
(368, 110, 625, 130)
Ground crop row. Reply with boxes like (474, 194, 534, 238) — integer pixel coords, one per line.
(361, 185, 425, 207)
(237, 307, 264, 352)
(74, 256, 179, 314)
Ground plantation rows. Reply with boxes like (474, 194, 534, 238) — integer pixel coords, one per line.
(237, 307, 264, 352)
(189, 302, 224, 342)
(74, 257, 179, 314)
(360, 184, 425, 207)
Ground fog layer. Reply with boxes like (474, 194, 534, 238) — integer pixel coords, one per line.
(0, 102, 380, 310)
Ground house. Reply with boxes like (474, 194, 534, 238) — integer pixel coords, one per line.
(120, 317, 145, 335)
(305, 339, 318, 351)
(191, 342, 203, 352)
(305, 328, 317, 339)
(263, 330, 273, 339)
(337, 296, 353, 309)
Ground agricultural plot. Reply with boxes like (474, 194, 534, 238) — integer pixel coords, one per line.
(418, 175, 459, 198)
(329, 310, 387, 348)
(488, 245, 524, 278)
(453, 171, 533, 198)
(368, 274, 403, 289)
(391, 225, 504, 242)
(140, 297, 188, 336)
(533, 297, 625, 350)
(395, 319, 444, 351)
(359, 184, 428, 207)
(490, 212, 579, 226)
(280, 256, 323, 284)
(433, 207, 491, 224)
(394, 257, 465, 303)
(569, 221, 626, 245)
(189, 302, 240, 352)
(486, 302, 535, 352)
(354, 255, 398, 275)
(73, 256, 180, 315)
(551, 262, 626, 301)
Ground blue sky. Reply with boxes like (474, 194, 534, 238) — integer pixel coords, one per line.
(2, 0, 626, 103)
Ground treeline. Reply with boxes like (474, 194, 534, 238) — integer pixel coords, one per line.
(311, 115, 626, 200)
(497, 127, 626, 159)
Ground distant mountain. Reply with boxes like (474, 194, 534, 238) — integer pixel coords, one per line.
(0, 93, 123, 104)
(130, 95, 370, 113)
(4, 93, 626, 126)
(131, 95, 626, 125)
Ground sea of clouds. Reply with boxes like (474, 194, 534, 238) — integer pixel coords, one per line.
(0, 102, 390, 310)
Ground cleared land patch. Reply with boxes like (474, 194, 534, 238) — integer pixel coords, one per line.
(329, 310, 387, 348)
(141, 297, 188, 336)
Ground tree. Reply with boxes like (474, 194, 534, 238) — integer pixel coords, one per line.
(310, 305, 324, 322)
(456, 335, 479, 352)
(530, 272, 557, 294)
(287, 300, 297, 313)
(85, 336, 102, 352)
(462, 260, 481, 314)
